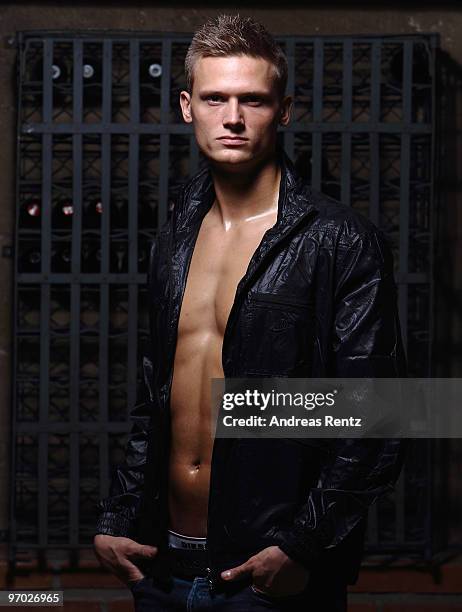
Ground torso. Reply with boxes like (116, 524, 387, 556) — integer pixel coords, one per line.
(168, 203, 278, 536)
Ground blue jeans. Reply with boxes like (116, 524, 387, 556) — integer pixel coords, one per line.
(129, 573, 347, 611)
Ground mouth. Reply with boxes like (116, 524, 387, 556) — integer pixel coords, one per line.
(217, 136, 249, 145)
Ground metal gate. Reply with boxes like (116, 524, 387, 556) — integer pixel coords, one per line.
(12, 31, 441, 566)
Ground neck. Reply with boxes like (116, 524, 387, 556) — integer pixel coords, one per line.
(209, 153, 281, 228)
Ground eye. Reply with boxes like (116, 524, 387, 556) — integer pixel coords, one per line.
(241, 96, 263, 107)
(206, 94, 225, 105)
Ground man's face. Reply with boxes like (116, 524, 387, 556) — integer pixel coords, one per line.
(180, 55, 292, 170)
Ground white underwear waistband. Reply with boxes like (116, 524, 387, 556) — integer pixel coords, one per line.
(168, 528, 207, 551)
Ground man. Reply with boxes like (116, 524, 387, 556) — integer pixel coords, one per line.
(94, 14, 407, 611)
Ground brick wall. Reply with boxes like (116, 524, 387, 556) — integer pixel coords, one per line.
(2, 553, 134, 612)
(2, 552, 462, 611)
(349, 556, 462, 611)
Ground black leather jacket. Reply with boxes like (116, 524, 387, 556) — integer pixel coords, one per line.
(95, 150, 407, 589)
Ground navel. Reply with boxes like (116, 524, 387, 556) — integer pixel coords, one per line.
(191, 459, 201, 471)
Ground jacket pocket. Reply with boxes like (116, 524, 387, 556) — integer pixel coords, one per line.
(128, 575, 148, 592)
(241, 293, 315, 375)
(250, 291, 314, 310)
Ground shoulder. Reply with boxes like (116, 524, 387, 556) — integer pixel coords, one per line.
(285, 151, 384, 250)
(304, 187, 393, 267)
(307, 187, 377, 241)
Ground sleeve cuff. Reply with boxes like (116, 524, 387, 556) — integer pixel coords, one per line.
(95, 511, 136, 538)
(273, 526, 321, 570)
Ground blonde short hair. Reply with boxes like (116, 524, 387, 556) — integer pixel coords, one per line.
(185, 14, 288, 98)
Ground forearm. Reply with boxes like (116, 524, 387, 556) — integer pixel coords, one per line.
(276, 437, 407, 568)
(95, 383, 153, 538)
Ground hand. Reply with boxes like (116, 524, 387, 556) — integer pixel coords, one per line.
(93, 534, 158, 586)
(220, 545, 309, 598)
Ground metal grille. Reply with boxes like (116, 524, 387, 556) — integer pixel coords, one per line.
(12, 31, 441, 565)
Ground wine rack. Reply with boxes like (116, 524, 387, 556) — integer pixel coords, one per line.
(12, 32, 441, 565)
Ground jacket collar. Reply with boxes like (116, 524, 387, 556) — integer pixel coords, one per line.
(173, 147, 320, 235)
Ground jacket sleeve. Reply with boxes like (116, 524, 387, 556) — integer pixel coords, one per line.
(94, 236, 159, 539)
(276, 227, 408, 568)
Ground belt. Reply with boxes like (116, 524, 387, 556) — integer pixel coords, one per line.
(166, 530, 251, 594)
(167, 529, 209, 579)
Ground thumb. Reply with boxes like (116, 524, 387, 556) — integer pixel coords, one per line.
(221, 559, 253, 582)
(131, 545, 158, 559)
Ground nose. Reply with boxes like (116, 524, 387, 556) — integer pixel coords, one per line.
(223, 99, 244, 131)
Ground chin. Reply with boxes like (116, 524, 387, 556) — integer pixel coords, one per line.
(205, 148, 256, 168)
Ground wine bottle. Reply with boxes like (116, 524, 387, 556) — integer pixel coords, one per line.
(52, 197, 74, 230)
(19, 244, 41, 273)
(83, 57, 102, 106)
(112, 198, 128, 229)
(138, 243, 148, 273)
(50, 293, 71, 329)
(30, 58, 68, 85)
(80, 299, 99, 329)
(111, 243, 127, 273)
(140, 60, 162, 113)
(138, 198, 156, 228)
(19, 197, 41, 229)
(29, 58, 69, 106)
(51, 244, 72, 273)
(140, 60, 162, 84)
(83, 196, 103, 229)
(81, 243, 102, 273)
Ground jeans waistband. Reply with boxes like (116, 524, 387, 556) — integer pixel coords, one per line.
(167, 529, 209, 579)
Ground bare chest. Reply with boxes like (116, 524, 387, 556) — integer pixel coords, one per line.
(178, 213, 277, 337)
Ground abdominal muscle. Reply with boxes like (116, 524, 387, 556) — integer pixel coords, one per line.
(167, 314, 225, 536)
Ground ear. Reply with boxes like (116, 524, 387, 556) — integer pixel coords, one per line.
(279, 95, 293, 127)
(180, 90, 193, 123)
